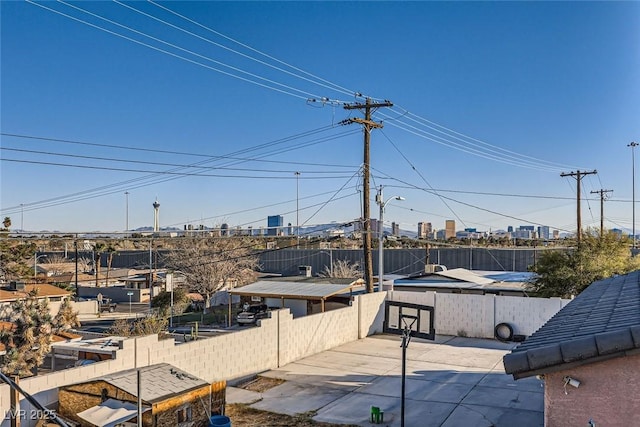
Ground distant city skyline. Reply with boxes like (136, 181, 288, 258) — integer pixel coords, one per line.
(2, 2, 638, 233)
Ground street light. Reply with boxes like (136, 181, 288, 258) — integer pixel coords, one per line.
(376, 186, 404, 292)
(34, 254, 47, 280)
(125, 191, 129, 232)
(295, 172, 300, 248)
(629, 142, 638, 250)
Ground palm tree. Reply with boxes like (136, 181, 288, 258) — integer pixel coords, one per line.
(94, 242, 106, 287)
(2, 217, 10, 231)
(104, 244, 118, 286)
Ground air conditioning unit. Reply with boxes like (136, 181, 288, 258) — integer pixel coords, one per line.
(424, 264, 447, 273)
(299, 265, 312, 277)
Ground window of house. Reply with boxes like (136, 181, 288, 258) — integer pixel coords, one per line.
(176, 405, 192, 423)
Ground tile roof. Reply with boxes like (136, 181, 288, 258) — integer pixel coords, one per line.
(503, 271, 640, 379)
(71, 363, 209, 404)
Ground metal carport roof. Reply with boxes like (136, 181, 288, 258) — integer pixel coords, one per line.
(230, 279, 365, 301)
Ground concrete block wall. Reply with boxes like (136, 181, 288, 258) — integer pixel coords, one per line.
(436, 293, 495, 337)
(280, 304, 358, 366)
(388, 291, 570, 339)
(494, 296, 570, 336)
(357, 291, 387, 338)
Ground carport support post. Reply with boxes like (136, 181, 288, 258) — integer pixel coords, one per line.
(228, 297, 232, 328)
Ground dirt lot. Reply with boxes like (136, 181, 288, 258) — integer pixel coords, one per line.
(226, 376, 359, 427)
(226, 404, 359, 427)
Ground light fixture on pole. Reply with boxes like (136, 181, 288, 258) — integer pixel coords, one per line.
(629, 142, 638, 249)
(376, 186, 404, 292)
(34, 254, 48, 280)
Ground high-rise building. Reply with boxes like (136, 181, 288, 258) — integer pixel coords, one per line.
(538, 226, 550, 240)
(445, 220, 456, 239)
(392, 222, 400, 236)
(507, 225, 514, 233)
(417, 222, 432, 239)
(267, 215, 283, 236)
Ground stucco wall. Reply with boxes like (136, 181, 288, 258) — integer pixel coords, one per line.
(545, 353, 640, 427)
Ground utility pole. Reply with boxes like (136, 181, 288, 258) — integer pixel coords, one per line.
(590, 189, 613, 237)
(343, 98, 393, 292)
(629, 142, 638, 249)
(561, 170, 597, 245)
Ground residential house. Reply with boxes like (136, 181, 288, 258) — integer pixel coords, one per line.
(503, 271, 640, 427)
(0, 282, 71, 318)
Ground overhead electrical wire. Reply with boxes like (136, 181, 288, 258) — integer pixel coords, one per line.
(1, 131, 357, 169)
(1, 158, 357, 179)
(1, 127, 360, 215)
(385, 105, 584, 172)
(0, 147, 352, 175)
(120, 0, 356, 99)
(19, 0, 602, 234)
(27, 0, 317, 101)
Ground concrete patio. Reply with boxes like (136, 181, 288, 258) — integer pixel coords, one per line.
(227, 334, 543, 426)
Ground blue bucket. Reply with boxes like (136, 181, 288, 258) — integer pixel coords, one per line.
(209, 415, 231, 427)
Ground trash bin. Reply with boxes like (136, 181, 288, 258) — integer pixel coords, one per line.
(209, 415, 231, 427)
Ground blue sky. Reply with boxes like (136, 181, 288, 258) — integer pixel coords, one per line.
(1, 1, 639, 235)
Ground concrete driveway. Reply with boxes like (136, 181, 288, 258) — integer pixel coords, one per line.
(227, 335, 543, 426)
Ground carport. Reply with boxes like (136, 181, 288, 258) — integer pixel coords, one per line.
(228, 280, 365, 324)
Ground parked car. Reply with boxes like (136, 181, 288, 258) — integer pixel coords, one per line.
(98, 298, 117, 313)
(236, 304, 269, 325)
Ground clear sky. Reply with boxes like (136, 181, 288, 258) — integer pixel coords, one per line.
(1, 1, 639, 235)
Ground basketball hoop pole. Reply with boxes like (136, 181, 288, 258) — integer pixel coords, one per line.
(400, 315, 417, 427)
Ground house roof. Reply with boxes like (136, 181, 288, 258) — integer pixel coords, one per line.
(64, 363, 209, 404)
(229, 279, 364, 300)
(503, 271, 640, 379)
(0, 283, 71, 302)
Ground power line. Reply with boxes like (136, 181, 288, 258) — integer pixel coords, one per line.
(0, 147, 353, 175)
(26, 0, 317, 100)
(122, 0, 357, 98)
(1, 126, 360, 214)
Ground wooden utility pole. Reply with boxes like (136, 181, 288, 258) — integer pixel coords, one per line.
(590, 189, 613, 236)
(343, 98, 393, 292)
(561, 170, 597, 244)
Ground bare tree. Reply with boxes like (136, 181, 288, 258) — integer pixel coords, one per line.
(319, 260, 362, 279)
(163, 238, 259, 312)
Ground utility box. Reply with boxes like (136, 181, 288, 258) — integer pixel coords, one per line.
(299, 265, 312, 277)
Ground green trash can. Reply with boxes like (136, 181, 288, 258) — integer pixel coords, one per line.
(209, 415, 231, 427)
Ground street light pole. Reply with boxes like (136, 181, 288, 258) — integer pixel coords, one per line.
(125, 191, 129, 232)
(376, 186, 404, 292)
(295, 172, 300, 248)
(34, 254, 47, 280)
(629, 142, 638, 250)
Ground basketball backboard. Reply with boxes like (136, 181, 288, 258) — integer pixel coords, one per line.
(383, 301, 435, 340)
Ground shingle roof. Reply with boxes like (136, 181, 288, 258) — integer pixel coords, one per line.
(68, 363, 209, 404)
(503, 271, 640, 379)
